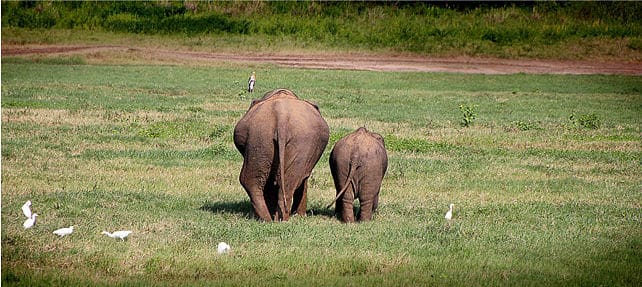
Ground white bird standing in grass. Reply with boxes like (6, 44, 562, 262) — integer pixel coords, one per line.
(23, 213, 37, 229)
(22, 200, 32, 218)
(102, 230, 132, 241)
(248, 71, 256, 93)
(445, 203, 454, 220)
(53, 226, 74, 237)
(217, 242, 231, 254)
(22, 200, 37, 229)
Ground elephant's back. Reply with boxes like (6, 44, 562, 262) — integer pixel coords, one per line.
(333, 130, 388, 168)
(234, 97, 329, 151)
(263, 98, 328, 139)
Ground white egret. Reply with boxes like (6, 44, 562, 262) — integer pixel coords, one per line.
(22, 200, 32, 218)
(102, 230, 132, 241)
(23, 213, 37, 229)
(217, 242, 231, 254)
(444, 203, 454, 220)
(53, 225, 74, 237)
(248, 72, 256, 92)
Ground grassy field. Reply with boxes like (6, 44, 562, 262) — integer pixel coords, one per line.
(1, 56, 641, 286)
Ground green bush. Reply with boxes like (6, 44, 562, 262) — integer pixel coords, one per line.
(2, 2, 56, 29)
(104, 13, 144, 33)
(102, 12, 249, 35)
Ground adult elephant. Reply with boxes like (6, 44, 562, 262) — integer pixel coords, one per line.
(233, 89, 329, 222)
(328, 127, 388, 222)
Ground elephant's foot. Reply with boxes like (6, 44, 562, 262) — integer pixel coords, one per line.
(249, 198, 273, 222)
(340, 204, 356, 223)
(357, 202, 374, 222)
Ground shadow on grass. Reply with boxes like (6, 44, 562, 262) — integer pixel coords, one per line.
(306, 204, 336, 218)
(200, 200, 253, 218)
(199, 199, 336, 220)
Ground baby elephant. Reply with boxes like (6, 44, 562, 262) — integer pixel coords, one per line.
(328, 127, 388, 222)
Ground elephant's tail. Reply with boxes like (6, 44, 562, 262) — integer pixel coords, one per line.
(326, 158, 358, 209)
(276, 122, 289, 220)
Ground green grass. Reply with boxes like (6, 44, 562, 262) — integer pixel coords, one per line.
(2, 59, 641, 286)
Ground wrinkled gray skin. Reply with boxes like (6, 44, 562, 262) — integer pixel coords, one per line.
(329, 127, 388, 223)
(233, 89, 329, 222)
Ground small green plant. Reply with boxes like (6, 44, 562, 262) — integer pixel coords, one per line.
(512, 120, 541, 131)
(459, 104, 478, 127)
(570, 112, 601, 129)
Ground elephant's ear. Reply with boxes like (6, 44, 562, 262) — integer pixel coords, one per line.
(304, 100, 321, 111)
(373, 133, 386, 146)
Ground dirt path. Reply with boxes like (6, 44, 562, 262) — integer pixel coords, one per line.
(3, 44, 641, 75)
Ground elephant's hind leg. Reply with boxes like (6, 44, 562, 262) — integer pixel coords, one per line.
(252, 198, 272, 222)
(240, 177, 273, 222)
(357, 193, 379, 222)
(291, 179, 308, 216)
(339, 189, 356, 223)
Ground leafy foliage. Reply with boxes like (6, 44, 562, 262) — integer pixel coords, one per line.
(458, 104, 478, 127)
(2, 1, 641, 57)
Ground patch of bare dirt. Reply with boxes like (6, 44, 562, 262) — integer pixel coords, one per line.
(3, 44, 641, 75)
